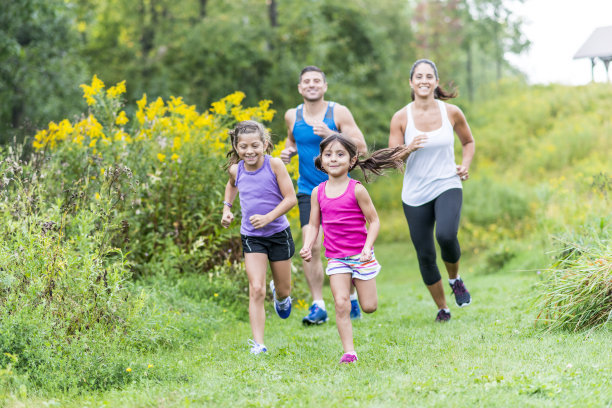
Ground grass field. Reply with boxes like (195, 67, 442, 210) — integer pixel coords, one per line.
(11, 242, 610, 407)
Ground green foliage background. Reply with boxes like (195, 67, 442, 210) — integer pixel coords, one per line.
(1, 0, 529, 145)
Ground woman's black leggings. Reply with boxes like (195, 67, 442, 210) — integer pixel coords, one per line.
(402, 188, 462, 286)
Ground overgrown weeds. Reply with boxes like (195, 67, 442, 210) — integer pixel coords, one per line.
(535, 218, 611, 333)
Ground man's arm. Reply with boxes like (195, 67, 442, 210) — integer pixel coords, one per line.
(335, 104, 368, 156)
(280, 108, 298, 164)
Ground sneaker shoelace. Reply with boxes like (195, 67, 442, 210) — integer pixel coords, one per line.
(452, 280, 467, 295)
(248, 339, 266, 354)
(277, 297, 291, 311)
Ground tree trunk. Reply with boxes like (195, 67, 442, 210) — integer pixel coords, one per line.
(200, 0, 207, 18)
(268, 0, 278, 28)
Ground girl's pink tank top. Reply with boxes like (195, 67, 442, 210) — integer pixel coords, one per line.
(317, 178, 367, 258)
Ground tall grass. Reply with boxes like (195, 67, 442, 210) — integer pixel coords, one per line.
(535, 218, 611, 332)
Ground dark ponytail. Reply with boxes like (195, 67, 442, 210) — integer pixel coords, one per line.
(314, 134, 406, 182)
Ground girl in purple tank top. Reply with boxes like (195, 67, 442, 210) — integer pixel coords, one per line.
(221, 121, 298, 356)
(300, 134, 413, 364)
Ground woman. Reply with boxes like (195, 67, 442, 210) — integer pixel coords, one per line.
(389, 59, 475, 322)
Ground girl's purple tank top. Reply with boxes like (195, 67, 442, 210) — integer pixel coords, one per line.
(317, 179, 367, 258)
(236, 155, 290, 237)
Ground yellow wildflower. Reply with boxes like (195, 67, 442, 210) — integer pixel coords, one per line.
(126, 367, 132, 372)
(115, 111, 129, 125)
(137, 94, 147, 110)
(171, 153, 179, 161)
(224, 91, 245, 106)
(107, 80, 126, 98)
(157, 153, 166, 162)
(95, 192, 100, 200)
(211, 101, 227, 115)
(91, 75, 105, 94)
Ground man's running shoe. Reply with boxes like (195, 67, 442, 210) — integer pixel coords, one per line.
(350, 299, 362, 320)
(248, 339, 267, 355)
(435, 309, 451, 322)
(339, 353, 358, 364)
(302, 303, 328, 325)
(450, 278, 471, 307)
(270, 280, 292, 319)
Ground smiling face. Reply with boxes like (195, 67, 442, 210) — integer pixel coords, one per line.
(298, 71, 328, 102)
(409, 62, 439, 98)
(235, 132, 267, 170)
(320, 140, 356, 177)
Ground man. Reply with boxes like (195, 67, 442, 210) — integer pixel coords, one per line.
(281, 66, 368, 325)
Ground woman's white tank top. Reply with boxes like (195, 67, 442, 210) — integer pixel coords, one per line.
(402, 99, 462, 206)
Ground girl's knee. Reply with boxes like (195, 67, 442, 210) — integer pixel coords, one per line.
(334, 297, 351, 316)
(249, 283, 266, 300)
(360, 299, 377, 313)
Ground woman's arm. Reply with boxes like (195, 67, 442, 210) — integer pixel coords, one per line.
(249, 158, 298, 229)
(355, 183, 380, 262)
(389, 107, 427, 160)
(299, 187, 321, 262)
(448, 104, 475, 180)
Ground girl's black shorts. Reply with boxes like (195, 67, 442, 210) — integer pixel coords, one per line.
(241, 227, 295, 262)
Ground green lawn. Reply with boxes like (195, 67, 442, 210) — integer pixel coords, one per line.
(12, 242, 611, 407)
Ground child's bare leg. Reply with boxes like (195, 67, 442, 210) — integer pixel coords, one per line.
(270, 259, 292, 299)
(302, 226, 324, 301)
(353, 278, 378, 313)
(329, 274, 353, 353)
(245, 253, 268, 344)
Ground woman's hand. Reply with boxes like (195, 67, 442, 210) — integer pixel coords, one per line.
(456, 164, 469, 181)
(407, 134, 428, 153)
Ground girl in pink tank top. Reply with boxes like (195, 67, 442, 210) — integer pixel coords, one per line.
(300, 134, 413, 364)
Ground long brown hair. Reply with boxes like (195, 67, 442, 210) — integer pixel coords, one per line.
(225, 120, 273, 170)
(314, 134, 406, 182)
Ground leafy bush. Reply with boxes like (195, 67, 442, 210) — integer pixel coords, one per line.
(31, 75, 295, 275)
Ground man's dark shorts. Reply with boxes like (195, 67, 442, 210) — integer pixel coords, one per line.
(297, 193, 312, 228)
(241, 227, 295, 262)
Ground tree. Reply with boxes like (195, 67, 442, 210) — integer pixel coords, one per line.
(0, 0, 86, 143)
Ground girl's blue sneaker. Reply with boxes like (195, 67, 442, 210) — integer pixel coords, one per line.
(270, 280, 292, 319)
(350, 299, 362, 320)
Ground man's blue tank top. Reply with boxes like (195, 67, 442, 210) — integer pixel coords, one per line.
(292, 102, 337, 195)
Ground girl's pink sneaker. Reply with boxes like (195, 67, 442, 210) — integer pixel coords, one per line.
(339, 353, 358, 364)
